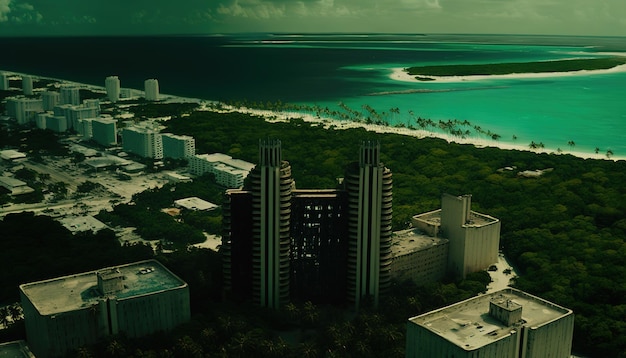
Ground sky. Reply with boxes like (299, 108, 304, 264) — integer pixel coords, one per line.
(0, 0, 625, 37)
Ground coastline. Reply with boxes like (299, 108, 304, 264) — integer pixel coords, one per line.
(3, 69, 624, 162)
(202, 104, 625, 162)
(390, 63, 626, 83)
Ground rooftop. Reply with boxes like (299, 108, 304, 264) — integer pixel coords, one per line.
(413, 209, 499, 228)
(174, 197, 218, 211)
(0, 340, 33, 358)
(195, 153, 255, 172)
(59, 215, 108, 233)
(391, 228, 448, 257)
(20, 260, 186, 316)
(408, 288, 572, 351)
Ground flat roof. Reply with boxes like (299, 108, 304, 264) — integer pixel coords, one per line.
(20, 260, 186, 316)
(194, 153, 255, 172)
(59, 216, 108, 233)
(0, 150, 26, 161)
(391, 228, 448, 257)
(413, 209, 498, 227)
(174, 197, 218, 211)
(408, 288, 572, 351)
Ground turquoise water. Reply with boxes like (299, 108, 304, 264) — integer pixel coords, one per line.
(2, 34, 624, 157)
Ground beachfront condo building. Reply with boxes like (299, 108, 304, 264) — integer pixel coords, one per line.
(406, 288, 574, 358)
(20, 260, 190, 358)
(188, 153, 255, 188)
(91, 118, 118, 146)
(59, 85, 80, 105)
(122, 126, 163, 159)
(144, 78, 159, 101)
(53, 104, 98, 131)
(41, 90, 60, 111)
(161, 133, 196, 159)
(0, 72, 8, 90)
(22, 75, 33, 95)
(35, 112, 67, 133)
(412, 194, 501, 279)
(223, 140, 393, 309)
(83, 98, 101, 114)
(6, 96, 43, 125)
(105, 75, 120, 103)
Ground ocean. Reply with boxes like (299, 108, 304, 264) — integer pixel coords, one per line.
(2, 33, 625, 156)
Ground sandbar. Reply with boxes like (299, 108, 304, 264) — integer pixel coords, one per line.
(390, 63, 626, 83)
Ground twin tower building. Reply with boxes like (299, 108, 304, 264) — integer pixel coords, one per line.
(222, 139, 393, 309)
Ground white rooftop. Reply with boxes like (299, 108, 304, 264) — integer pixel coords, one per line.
(195, 153, 255, 172)
(391, 228, 448, 257)
(408, 288, 572, 351)
(20, 260, 186, 316)
(0, 149, 27, 161)
(174, 197, 218, 211)
(59, 216, 108, 233)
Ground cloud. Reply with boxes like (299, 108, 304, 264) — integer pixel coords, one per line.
(0, 0, 11, 22)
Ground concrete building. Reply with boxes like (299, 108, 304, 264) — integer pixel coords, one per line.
(345, 141, 393, 308)
(105, 76, 120, 103)
(22, 75, 33, 95)
(0, 176, 34, 195)
(390, 229, 448, 287)
(45, 114, 68, 133)
(223, 140, 393, 309)
(174, 197, 218, 211)
(41, 91, 60, 111)
(161, 133, 195, 159)
(188, 153, 255, 188)
(59, 86, 80, 105)
(144, 78, 159, 101)
(0, 72, 8, 90)
(412, 194, 501, 279)
(406, 288, 574, 358)
(122, 127, 163, 159)
(0, 340, 34, 357)
(20, 260, 190, 358)
(91, 117, 118, 146)
(6, 96, 43, 125)
(83, 99, 101, 115)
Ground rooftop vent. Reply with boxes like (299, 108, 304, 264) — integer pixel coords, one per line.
(489, 295, 523, 326)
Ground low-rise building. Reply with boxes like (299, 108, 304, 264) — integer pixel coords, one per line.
(406, 288, 574, 358)
(188, 153, 255, 188)
(0, 176, 34, 195)
(412, 194, 501, 279)
(390, 229, 448, 286)
(20, 260, 190, 358)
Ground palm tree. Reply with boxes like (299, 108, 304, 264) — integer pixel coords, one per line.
(567, 140, 576, 147)
(606, 149, 614, 158)
(595, 147, 600, 154)
(529, 141, 538, 149)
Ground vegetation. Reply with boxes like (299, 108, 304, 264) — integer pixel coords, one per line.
(161, 109, 626, 356)
(406, 57, 626, 77)
(96, 174, 225, 248)
(2, 101, 626, 355)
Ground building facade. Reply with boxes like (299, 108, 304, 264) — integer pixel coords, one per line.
(91, 118, 118, 146)
(411, 194, 501, 279)
(20, 260, 190, 358)
(188, 153, 254, 188)
(406, 288, 574, 358)
(144, 79, 159, 101)
(6, 96, 43, 125)
(161, 133, 195, 159)
(105, 76, 120, 103)
(390, 229, 448, 287)
(22, 75, 33, 95)
(122, 127, 163, 159)
(0, 72, 8, 90)
(345, 141, 393, 308)
(41, 91, 60, 111)
(222, 140, 392, 309)
(59, 86, 80, 105)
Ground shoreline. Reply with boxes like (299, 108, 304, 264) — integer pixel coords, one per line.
(201, 104, 625, 162)
(3, 69, 623, 162)
(390, 63, 626, 83)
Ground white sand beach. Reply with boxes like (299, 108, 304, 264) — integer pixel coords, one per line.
(201, 104, 625, 161)
(390, 63, 626, 83)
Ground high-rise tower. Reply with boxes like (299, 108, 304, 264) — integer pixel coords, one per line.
(249, 139, 293, 309)
(144, 79, 159, 101)
(105, 76, 120, 103)
(22, 75, 33, 95)
(345, 141, 393, 308)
